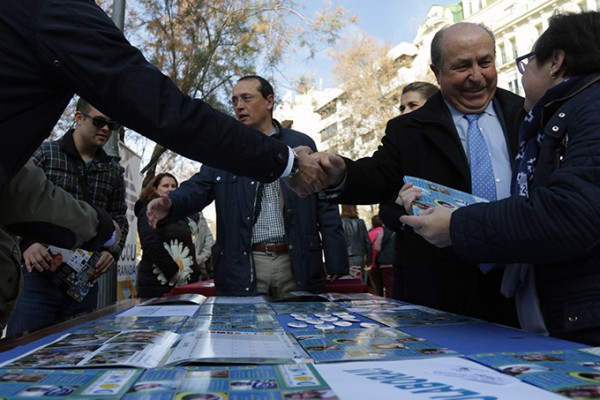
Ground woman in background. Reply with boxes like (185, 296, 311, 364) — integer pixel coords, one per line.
(136, 173, 201, 298)
(340, 205, 372, 283)
(188, 211, 213, 280)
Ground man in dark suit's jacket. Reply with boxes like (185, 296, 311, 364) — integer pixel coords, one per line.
(320, 23, 526, 326)
(374, 89, 523, 325)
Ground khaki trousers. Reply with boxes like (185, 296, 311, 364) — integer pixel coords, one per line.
(253, 251, 296, 299)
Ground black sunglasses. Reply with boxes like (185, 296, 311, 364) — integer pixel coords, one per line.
(81, 112, 122, 131)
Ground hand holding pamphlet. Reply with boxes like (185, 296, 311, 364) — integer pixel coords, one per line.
(41, 245, 100, 302)
(403, 176, 488, 215)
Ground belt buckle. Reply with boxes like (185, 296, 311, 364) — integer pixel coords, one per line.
(264, 243, 277, 256)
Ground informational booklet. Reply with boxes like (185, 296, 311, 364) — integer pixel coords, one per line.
(140, 293, 208, 306)
(270, 302, 347, 315)
(316, 357, 565, 399)
(178, 313, 283, 333)
(77, 315, 189, 332)
(1, 329, 307, 369)
(205, 295, 267, 304)
(195, 302, 274, 316)
(41, 245, 100, 302)
(291, 327, 459, 364)
(116, 304, 200, 318)
(403, 175, 488, 215)
(0, 330, 178, 369)
(343, 299, 415, 313)
(319, 292, 388, 302)
(0, 368, 142, 399)
(164, 331, 308, 365)
(122, 364, 339, 399)
(359, 307, 480, 328)
(468, 348, 600, 399)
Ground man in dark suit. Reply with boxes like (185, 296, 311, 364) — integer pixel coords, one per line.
(297, 22, 525, 326)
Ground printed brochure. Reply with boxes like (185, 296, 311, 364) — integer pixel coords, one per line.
(140, 293, 208, 306)
(0, 365, 340, 400)
(468, 348, 600, 399)
(123, 364, 339, 399)
(1, 329, 307, 369)
(0, 368, 141, 399)
(403, 175, 488, 215)
(41, 245, 100, 302)
(359, 306, 480, 328)
(291, 327, 459, 363)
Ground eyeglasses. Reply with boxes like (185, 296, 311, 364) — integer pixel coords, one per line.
(81, 112, 122, 130)
(231, 94, 255, 106)
(516, 51, 536, 74)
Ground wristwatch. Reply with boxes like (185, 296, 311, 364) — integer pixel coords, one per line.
(290, 149, 300, 176)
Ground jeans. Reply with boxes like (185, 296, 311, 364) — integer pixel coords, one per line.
(7, 268, 98, 336)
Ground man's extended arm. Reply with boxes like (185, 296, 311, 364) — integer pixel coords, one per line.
(0, 161, 115, 250)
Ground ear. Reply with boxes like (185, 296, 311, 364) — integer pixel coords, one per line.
(266, 94, 275, 112)
(550, 49, 566, 78)
(74, 111, 83, 125)
(430, 64, 442, 85)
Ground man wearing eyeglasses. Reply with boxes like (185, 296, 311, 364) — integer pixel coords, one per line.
(146, 76, 348, 299)
(7, 98, 128, 336)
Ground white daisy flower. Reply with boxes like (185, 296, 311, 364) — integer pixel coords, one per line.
(152, 240, 194, 286)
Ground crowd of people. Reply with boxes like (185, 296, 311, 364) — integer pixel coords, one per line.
(0, 0, 598, 347)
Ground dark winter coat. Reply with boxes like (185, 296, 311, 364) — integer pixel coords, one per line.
(451, 74, 600, 343)
(335, 89, 525, 326)
(168, 127, 349, 295)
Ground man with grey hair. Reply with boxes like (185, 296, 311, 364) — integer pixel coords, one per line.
(295, 22, 525, 325)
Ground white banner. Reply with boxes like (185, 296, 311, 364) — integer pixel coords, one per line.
(117, 142, 142, 299)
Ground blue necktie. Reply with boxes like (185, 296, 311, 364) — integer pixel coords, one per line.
(465, 114, 496, 274)
(466, 114, 496, 202)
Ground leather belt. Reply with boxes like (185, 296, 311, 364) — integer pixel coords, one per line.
(252, 243, 288, 254)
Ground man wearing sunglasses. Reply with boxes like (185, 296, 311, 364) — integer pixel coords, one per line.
(7, 98, 128, 336)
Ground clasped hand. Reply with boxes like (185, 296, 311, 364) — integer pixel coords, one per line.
(284, 147, 346, 198)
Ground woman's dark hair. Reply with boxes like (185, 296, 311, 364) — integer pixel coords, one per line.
(371, 214, 382, 228)
(139, 172, 178, 203)
(534, 11, 600, 76)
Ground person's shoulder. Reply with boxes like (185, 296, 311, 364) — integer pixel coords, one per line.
(38, 139, 59, 152)
(281, 128, 316, 146)
(34, 139, 63, 162)
(387, 91, 445, 127)
(134, 200, 147, 217)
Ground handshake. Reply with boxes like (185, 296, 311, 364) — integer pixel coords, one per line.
(146, 146, 347, 230)
(283, 146, 347, 198)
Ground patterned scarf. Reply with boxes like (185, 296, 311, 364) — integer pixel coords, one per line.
(512, 75, 585, 198)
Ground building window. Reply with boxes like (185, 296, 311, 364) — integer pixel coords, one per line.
(513, 78, 520, 96)
(535, 22, 544, 37)
(499, 43, 507, 65)
(509, 38, 518, 59)
(320, 122, 338, 142)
